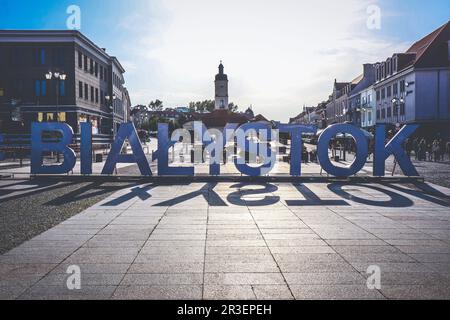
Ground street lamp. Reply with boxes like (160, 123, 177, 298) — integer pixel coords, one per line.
(105, 94, 117, 137)
(391, 97, 405, 130)
(44, 71, 66, 122)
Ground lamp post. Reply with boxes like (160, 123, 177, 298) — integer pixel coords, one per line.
(45, 71, 66, 163)
(391, 97, 405, 131)
(45, 71, 66, 122)
(105, 94, 117, 137)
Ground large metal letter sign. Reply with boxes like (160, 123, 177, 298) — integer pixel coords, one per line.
(31, 122, 76, 174)
(317, 124, 368, 177)
(102, 123, 152, 176)
(373, 124, 419, 177)
(156, 123, 194, 176)
(234, 123, 276, 177)
(80, 122, 92, 175)
(279, 124, 317, 176)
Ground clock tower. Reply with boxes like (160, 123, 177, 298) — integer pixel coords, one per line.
(214, 61, 229, 110)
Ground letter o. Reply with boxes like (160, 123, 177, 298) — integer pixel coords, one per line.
(317, 124, 368, 177)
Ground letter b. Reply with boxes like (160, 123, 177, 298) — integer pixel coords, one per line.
(31, 122, 76, 174)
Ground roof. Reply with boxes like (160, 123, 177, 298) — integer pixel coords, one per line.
(251, 114, 269, 122)
(0, 30, 126, 71)
(406, 21, 449, 63)
(334, 82, 348, 90)
(194, 110, 249, 128)
(351, 74, 363, 84)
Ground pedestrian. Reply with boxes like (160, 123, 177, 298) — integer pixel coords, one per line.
(412, 138, 419, 160)
(446, 141, 450, 162)
(418, 139, 427, 161)
(427, 141, 433, 161)
(439, 139, 446, 161)
(432, 140, 440, 162)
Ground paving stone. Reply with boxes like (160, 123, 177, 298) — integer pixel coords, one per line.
(204, 273, 285, 285)
(112, 285, 203, 300)
(203, 285, 256, 300)
(2, 181, 450, 300)
(290, 285, 385, 300)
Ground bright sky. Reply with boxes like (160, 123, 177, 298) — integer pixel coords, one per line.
(2, 0, 449, 121)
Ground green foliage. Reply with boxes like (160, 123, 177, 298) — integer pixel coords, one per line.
(148, 99, 164, 111)
(188, 100, 239, 113)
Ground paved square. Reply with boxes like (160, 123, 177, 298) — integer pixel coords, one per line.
(1, 181, 450, 300)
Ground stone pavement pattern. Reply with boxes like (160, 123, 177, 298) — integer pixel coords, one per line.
(1, 182, 450, 300)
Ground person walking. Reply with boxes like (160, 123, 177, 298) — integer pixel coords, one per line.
(432, 140, 440, 162)
(427, 141, 433, 161)
(412, 138, 419, 160)
(418, 139, 427, 161)
(446, 141, 450, 162)
(439, 139, 446, 161)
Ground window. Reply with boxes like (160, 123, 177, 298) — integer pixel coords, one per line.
(84, 55, 88, 71)
(400, 80, 406, 93)
(104, 68, 107, 80)
(90, 59, 94, 74)
(35, 80, 46, 97)
(100, 66, 103, 80)
(393, 83, 398, 96)
(376, 90, 380, 101)
(381, 108, 386, 119)
(368, 111, 372, 123)
(94, 62, 98, 77)
(95, 88, 99, 103)
(35, 80, 40, 96)
(78, 51, 83, 68)
(100, 90, 104, 105)
(79, 81, 83, 98)
(84, 83, 88, 100)
(400, 103, 406, 115)
(59, 81, 65, 97)
(46, 113, 54, 121)
(381, 88, 385, 99)
(53, 48, 64, 66)
(39, 48, 45, 65)
(34, 48, 45, 65)
(37, 112, 43, 122)
(387, 86, 391, 97)
(91, 86, 94, 102)
(387, 107, 392, 118)
(376, 110, 380, 120)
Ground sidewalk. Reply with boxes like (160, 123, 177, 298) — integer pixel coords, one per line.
(1, 181, 449, 300)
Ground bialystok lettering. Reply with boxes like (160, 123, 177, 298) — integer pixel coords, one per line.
(20, 121, 420, 178)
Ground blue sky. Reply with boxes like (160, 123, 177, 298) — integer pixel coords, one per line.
(1, 0, 449, 121)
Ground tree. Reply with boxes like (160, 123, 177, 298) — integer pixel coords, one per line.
(228, 103, 239, 112)
(188, 100, 239, 113)
(148, 99, 164, 111)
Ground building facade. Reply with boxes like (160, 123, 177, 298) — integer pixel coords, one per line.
(347, 64, 376, 129)
(374, 21, 450, 137)
(0, 30, 129, 135)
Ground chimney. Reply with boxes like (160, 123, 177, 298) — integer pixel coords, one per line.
(363, 63, 375, 82)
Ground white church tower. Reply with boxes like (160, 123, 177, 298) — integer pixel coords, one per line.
(214, 61, 229, 110)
